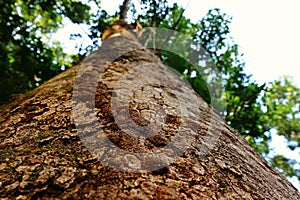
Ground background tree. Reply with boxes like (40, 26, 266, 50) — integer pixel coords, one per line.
(263, 76, 300, 180)
(0, 0, 91, 104)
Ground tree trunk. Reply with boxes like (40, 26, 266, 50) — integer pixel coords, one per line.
(120, 0, 131, 20)
(0, 29, 299, 200)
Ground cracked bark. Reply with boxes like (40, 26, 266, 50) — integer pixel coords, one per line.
(0, 31, 299, 199)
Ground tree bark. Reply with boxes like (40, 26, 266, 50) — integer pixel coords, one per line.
(0, 30, 299, 199)
(120, 0, 131, 20)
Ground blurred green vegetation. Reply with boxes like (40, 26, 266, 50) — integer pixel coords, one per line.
(0, 0, 91, 104)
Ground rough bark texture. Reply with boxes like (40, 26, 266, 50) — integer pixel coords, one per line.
(0, 32, 299, 200)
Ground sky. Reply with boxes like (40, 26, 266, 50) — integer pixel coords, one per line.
(53, 0, 300, 189)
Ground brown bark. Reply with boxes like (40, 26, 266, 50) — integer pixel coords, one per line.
(0, 30, 299, 199)
(120, 0, 131, 20)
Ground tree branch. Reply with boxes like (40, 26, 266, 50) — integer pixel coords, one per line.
(120, 0, 131, 21)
